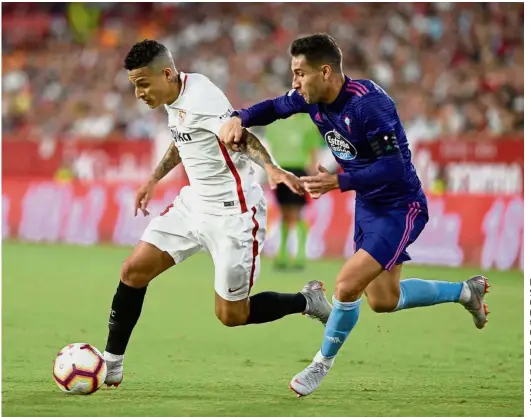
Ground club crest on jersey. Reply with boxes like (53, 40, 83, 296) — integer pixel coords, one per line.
(178, 109, 187, 124)
(324, 130, 357, 161)
(344, 116, 351, 134)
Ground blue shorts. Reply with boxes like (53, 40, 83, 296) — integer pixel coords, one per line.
(353, 201, 429, 270)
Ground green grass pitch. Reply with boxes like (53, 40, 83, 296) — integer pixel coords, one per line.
(2, 241, 524, 417)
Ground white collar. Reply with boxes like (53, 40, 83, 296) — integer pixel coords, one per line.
(166, 72, 188, 108)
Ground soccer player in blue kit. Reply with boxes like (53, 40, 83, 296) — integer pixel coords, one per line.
(220, 33, 491, 397)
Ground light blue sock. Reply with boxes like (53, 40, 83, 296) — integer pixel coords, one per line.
(394, 279, 464, 311)
(320, 296, 361, 359)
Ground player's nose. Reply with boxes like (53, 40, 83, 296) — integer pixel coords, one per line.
(291, 76, 300, 90)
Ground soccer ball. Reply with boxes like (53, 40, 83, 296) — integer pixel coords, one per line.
(52, 343, 107, 394)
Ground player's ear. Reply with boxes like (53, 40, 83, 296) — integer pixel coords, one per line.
(164, 68, 174, 83)
(321, 64, 332, 81)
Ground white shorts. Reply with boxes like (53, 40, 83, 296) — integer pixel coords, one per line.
(140, 189, 267, 301)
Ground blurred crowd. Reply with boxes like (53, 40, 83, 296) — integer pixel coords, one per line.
(2, 2, 524, 145)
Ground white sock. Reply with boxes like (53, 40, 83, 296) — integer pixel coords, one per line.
(104, 352, 124, 363)
(313, 350, 334, 368)
(459, 282, 471, 304)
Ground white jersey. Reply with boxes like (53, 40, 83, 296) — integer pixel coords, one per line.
(165, 72, 263, 216)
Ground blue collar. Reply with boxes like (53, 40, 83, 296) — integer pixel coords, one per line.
(325, 75, 352, 112)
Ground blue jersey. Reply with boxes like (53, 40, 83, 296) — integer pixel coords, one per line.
(235, 77, 426, 208)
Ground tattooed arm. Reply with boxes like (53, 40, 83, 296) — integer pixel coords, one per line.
(134, 143, 181, 217)
(241, 130, 304, 195)
(150, 143, 182, 183)
(241, 130, 278, 170)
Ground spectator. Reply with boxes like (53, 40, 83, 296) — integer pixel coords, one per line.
(2, 3, 523, 142)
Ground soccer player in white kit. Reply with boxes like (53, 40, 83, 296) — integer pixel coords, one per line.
(103, 40, 332, 387)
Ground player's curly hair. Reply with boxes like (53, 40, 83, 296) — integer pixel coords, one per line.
(124, 39, 169, 70)
(290, 33, 342, 71)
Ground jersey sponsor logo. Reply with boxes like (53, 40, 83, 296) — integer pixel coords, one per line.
(324, 130, 357, 161)
(170, 127, 192, 143)
(177, 132, 192, 142)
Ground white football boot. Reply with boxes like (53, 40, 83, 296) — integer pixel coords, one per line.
(103, 352, 123, 387)
(290, 351, 333, 397)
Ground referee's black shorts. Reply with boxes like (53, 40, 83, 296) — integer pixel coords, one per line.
(274, 167, 308, 207)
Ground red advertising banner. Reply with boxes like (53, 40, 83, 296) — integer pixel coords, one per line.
(4, 136, 523, 196)
(2, 138, 184, 182)
(2, 179, 523, 271)
(413, 135, 523, 195)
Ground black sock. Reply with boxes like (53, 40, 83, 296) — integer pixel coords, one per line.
(105, 281, 147, 355)
(246, 292, 307, 324)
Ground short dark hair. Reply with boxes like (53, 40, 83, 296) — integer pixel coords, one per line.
(290, 33, 342, 71)
(124, 39, 169, 71)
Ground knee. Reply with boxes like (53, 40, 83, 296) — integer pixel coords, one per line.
(121, 258, 151, 288)
(365, 293, 399, 313)
(215, 308, 248, 327)
(335, 279, 366, 302)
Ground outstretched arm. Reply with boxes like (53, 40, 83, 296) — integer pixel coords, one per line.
(220, 89, 309, 150)
(234, 89, 310, 128)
